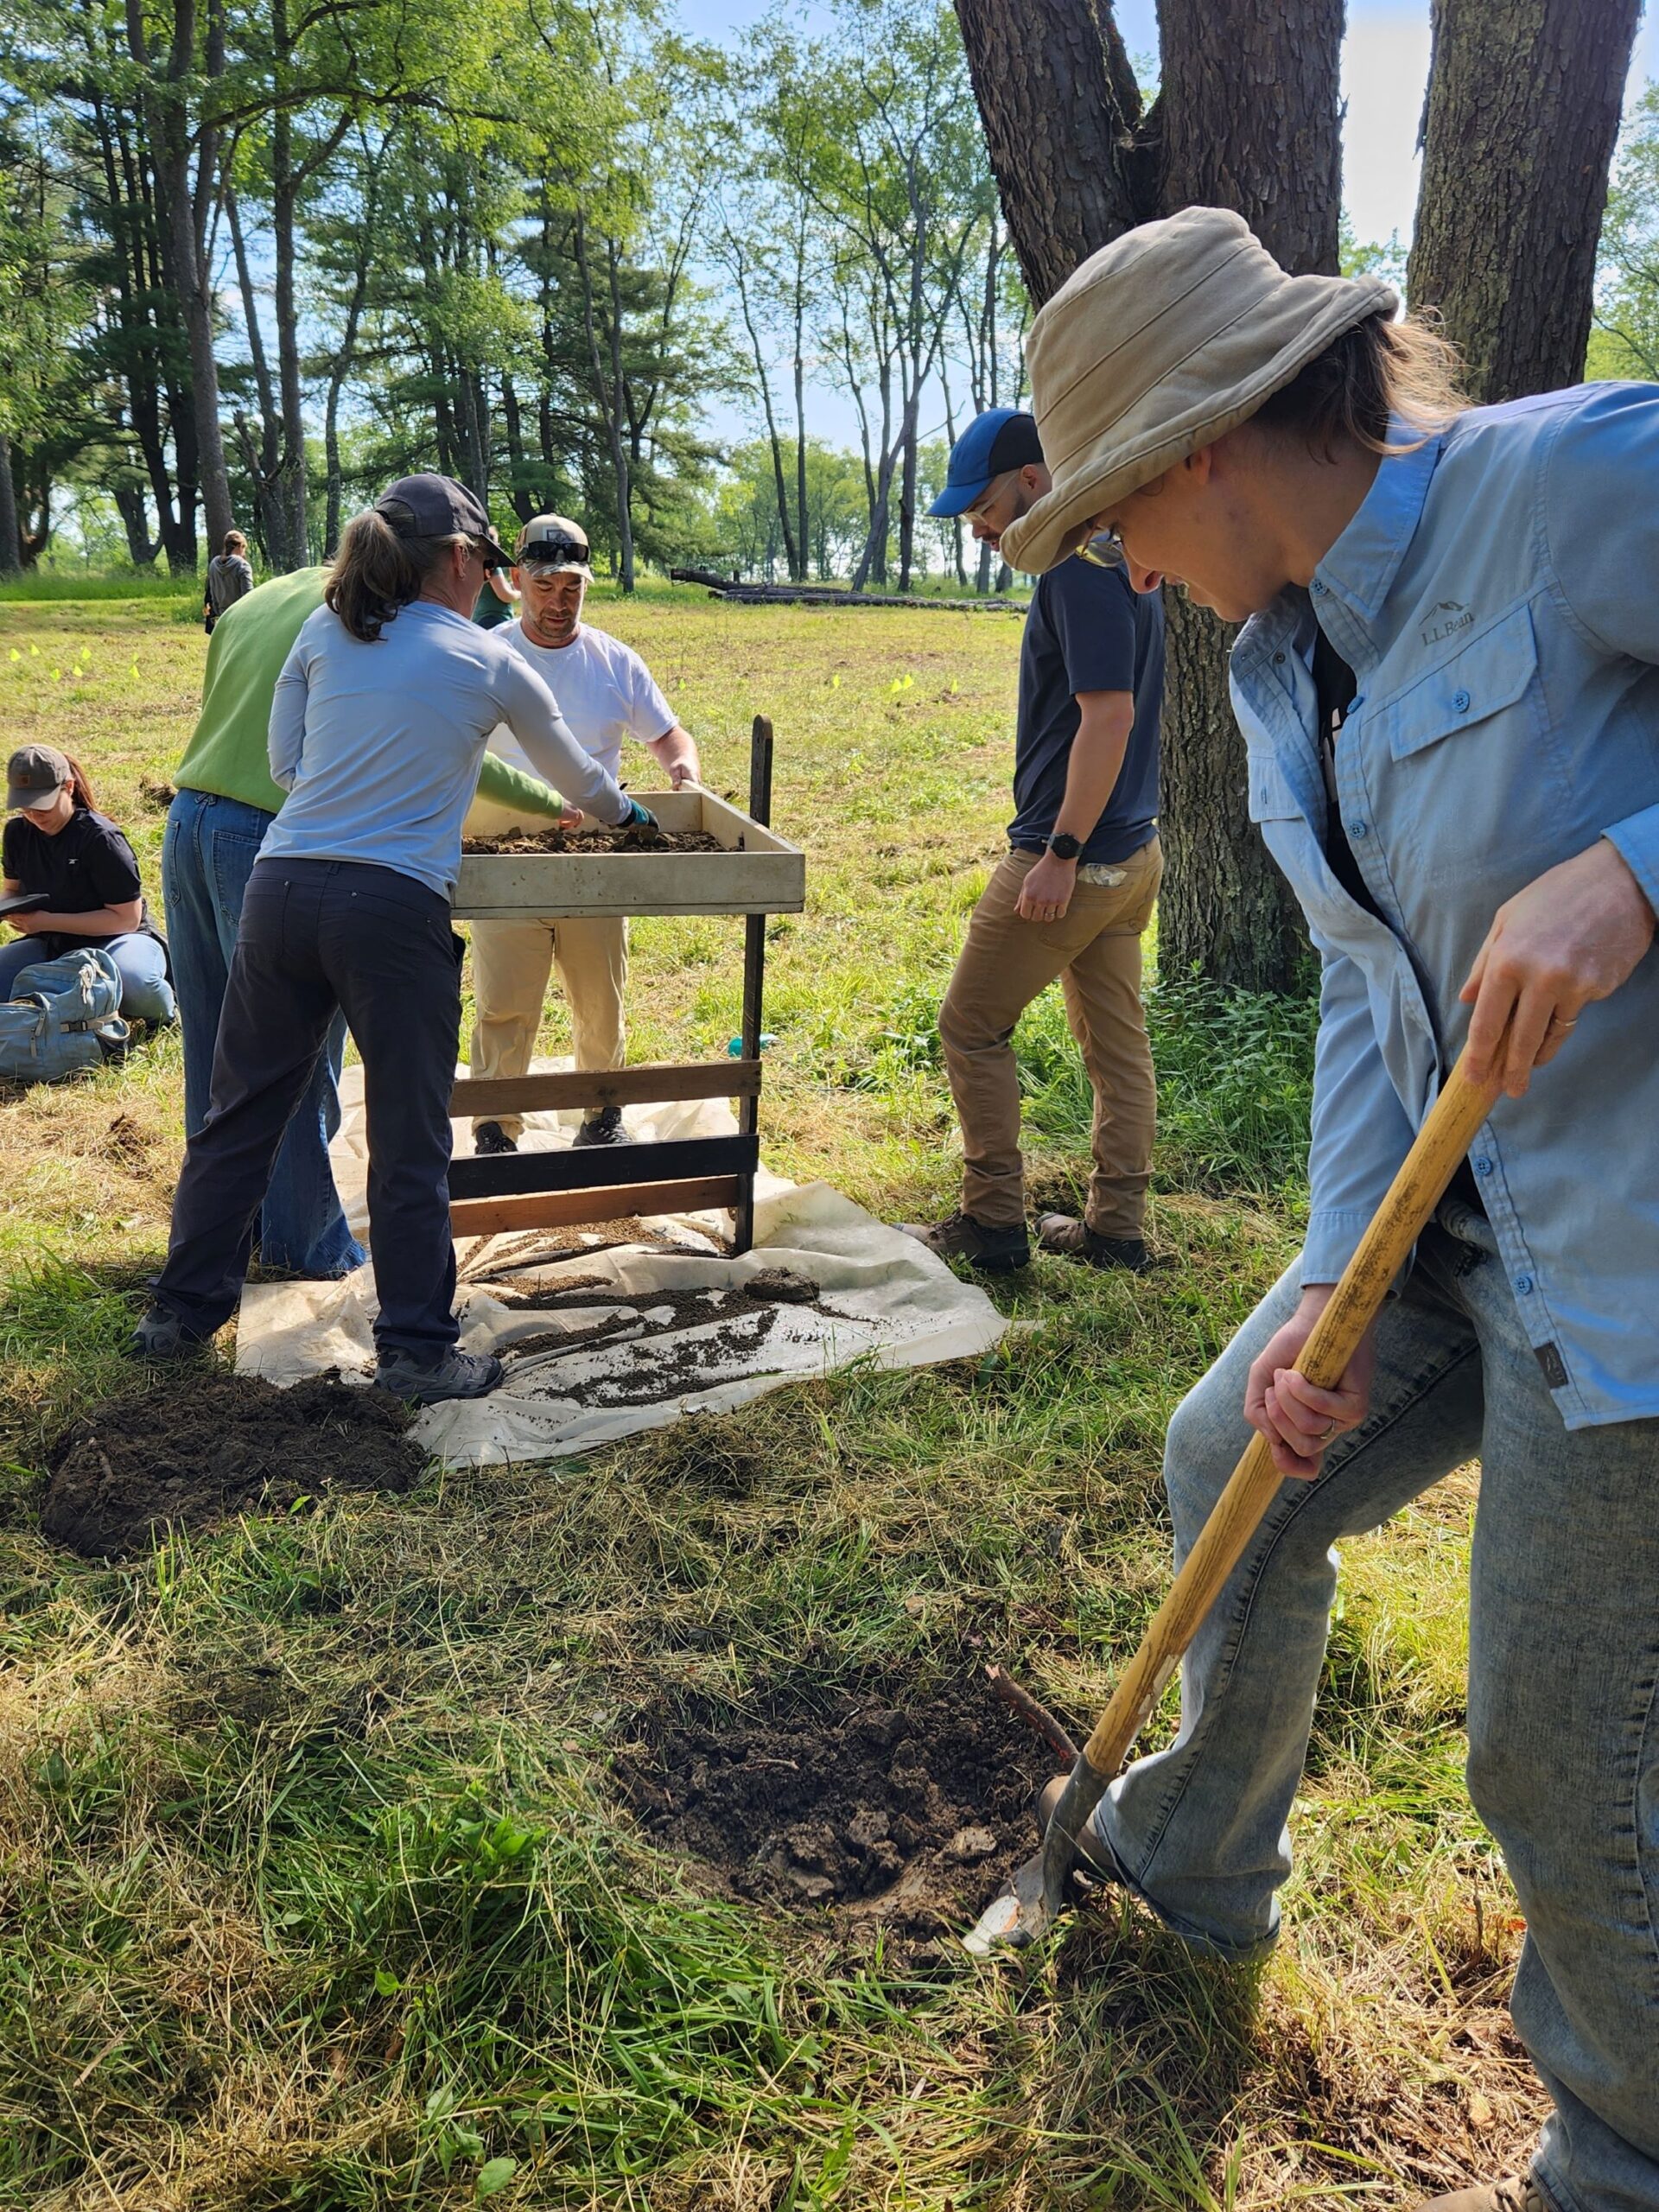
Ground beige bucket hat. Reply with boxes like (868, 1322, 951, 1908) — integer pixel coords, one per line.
(1001, 207, 1398, 576)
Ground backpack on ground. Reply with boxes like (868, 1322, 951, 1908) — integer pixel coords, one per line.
(0, 948, 130, 1087)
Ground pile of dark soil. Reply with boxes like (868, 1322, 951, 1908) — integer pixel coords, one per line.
(41, 1375, 427, 1560)
(616, 1685, 1059, 1930)
(462, 825, 723, 855)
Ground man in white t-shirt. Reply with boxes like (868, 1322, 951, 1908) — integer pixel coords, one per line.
(469, 512, 702, 1153)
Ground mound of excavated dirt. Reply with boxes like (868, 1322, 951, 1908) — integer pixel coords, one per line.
(462, 826, 722, 855)
(41, 1375, 427, 1560)
(616, 1686, 1060, 1930)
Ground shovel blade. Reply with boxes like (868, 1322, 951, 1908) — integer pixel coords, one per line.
(962, 1848, 1053, 1955)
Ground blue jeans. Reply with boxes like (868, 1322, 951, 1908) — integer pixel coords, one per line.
(1091, 1205, 1658, 2211)
(161, 789, 365, 1278)
(0, 931, 174, 1023)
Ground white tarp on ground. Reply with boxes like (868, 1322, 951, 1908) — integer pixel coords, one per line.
(234, 1063, 1006, 1466)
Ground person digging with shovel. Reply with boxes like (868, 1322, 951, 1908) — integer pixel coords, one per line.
(996, 209, 1657, 2212)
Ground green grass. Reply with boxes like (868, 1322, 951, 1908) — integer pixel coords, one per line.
(0, 566, 202, 604)
(0, 593, 1535, 2209)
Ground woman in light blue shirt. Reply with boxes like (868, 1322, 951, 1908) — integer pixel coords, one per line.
(132, 474, 652, 1406)
(1004, 213, 1658, 2212)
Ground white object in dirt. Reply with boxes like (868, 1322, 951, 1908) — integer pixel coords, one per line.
(236, 1177, 1007, 1468)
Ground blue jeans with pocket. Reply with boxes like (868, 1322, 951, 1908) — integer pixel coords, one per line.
(162, 789, 364, 1278)
(0, 931, 174, 1024)
(156, 857, 463, 1359)
(1090, 1205, 1659, 2212)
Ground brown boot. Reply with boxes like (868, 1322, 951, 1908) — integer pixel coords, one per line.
(1414, 2179, 1548, 2212)
(1037, 1211, 1158, 1273)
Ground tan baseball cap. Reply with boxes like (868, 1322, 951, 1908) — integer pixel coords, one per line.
(6, 743, 71, 812)
(514, 514, 593, 579)
(1001, 207, 1398, 576)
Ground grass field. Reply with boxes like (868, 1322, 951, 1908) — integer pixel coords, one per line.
(0, 589, 1537, 2209)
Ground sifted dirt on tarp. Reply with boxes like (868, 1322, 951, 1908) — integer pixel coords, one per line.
(615, 1684, 1059, 1932)
(494, 1274, 834, 1404)
(462, 825, 723, 855)
(41, 1374, 427, 1560)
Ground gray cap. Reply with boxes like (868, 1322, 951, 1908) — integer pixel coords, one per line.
(514, 512, 593, 578)
(7, 742, 71, 812)
(373, 474, 510, 566)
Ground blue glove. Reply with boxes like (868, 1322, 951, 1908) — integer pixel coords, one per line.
(619, 798, 658, 830)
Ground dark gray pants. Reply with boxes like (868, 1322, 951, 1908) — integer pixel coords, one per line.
(156, 858, 462, 1358)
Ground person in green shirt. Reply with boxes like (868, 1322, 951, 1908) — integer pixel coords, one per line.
(163, 564, 568, 1277)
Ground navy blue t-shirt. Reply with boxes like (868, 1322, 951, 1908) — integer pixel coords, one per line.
(1008, 557, 1164, 864)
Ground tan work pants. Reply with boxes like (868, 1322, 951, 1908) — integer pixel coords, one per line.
(938, 837, 1162, 1237)
(468, 916, 627, 1141)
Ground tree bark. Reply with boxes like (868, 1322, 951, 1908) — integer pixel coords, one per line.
(951, 0, 1143, 310)
(0, 436, 20, 576)
(132, 0, 234, 563)
(953, 0, 1342, 991)
(1409, 0, 1642, 404)
(1150, 0, 1339, 993)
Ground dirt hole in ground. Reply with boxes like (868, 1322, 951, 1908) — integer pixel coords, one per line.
(462, 826, 722, 855)
(616, 1681, 1061, 1934)
(41, 1375, 428, 1559)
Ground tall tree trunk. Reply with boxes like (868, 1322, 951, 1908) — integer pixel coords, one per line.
(135, 0, 233, 563)
(952, 0, 1144, 304)
(730, 244, 802, 580)
(113, 484, 158, 566)
(0, 437, 20, 576)
(1152, 0, 1339, 994)
(227, 186, 289, 566)
(1409, 0, 1641, 404)
(954, 0, 1341, 992)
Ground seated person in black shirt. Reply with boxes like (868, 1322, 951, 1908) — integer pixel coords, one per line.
(2, 744, 175, 1024)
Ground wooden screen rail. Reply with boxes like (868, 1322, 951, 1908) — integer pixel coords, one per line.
(450, 1059, 761, 1117)
(449, 1133, 757, 1201)
(449, 1176, 744, 1238)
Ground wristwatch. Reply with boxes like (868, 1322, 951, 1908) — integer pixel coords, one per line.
(1046, 831, 1083, 861)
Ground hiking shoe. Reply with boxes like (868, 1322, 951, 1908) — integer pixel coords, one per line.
(572, 1104, 626, 1147)
(127, 1304, 213, 1361)
(900, 1211, 1030, 1272)
(1414, 2182, 1548, 2212)
(474, 1120, 518, 1156)
(373, 1346, 505, 1405)
(1037, 1212, 1158, 1273)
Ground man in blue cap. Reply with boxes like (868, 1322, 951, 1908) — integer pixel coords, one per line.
(904, 408, 1166, 1273)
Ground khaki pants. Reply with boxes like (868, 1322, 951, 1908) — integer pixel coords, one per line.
(467, 916, 627, 1140)
(938, 837, 1162, 1236)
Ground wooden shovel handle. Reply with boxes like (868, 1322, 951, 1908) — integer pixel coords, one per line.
(1077, 1041, 1501, 1784)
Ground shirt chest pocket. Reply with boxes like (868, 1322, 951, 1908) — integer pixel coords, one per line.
(1370, 601, 1539, 762)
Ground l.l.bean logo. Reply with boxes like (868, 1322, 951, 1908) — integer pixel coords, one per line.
(1421, 598, 1474, 648)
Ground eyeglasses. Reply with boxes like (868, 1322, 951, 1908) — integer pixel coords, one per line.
(1074, 526, 1126, 569)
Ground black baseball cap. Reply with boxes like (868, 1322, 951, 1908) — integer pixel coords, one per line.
(373, 474, 511, 566)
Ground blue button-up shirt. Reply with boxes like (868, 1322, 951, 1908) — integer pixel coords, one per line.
(1230, 383, 1659, 1429)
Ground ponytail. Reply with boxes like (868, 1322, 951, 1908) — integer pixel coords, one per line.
(63, 755, 96, 811)
(325, 506, 465, 644)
